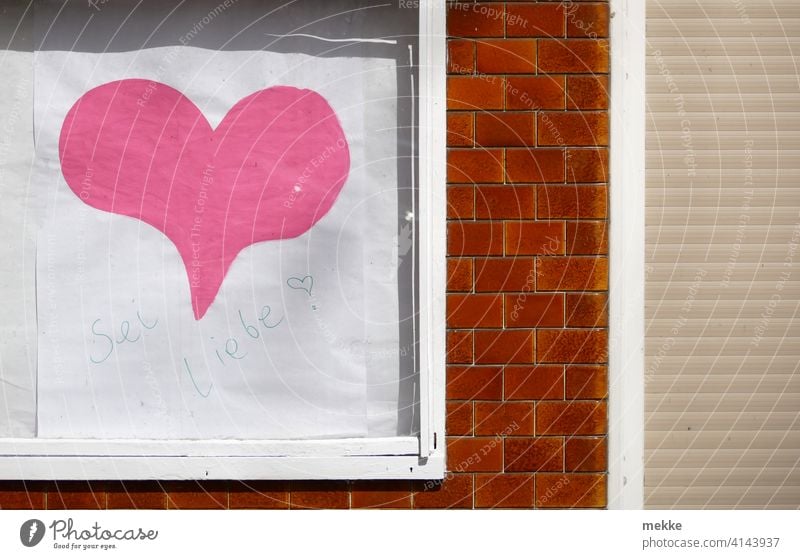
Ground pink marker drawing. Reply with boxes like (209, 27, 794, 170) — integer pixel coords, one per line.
(59, 79, 350, 319)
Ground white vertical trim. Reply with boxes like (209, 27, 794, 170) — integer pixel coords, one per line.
(608, 0, 646, 509)
(417, 0, 447, 459)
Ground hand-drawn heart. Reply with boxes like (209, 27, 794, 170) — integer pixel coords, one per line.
(59, 79, 350, 319)
(286, 275, 314, 296)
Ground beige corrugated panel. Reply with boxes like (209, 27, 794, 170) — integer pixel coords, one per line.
(645, 0, 800, 509)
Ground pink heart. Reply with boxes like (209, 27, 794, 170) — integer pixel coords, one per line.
(59, 79, 350, 319)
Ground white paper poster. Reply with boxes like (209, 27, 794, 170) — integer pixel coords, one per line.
(34, 46, 401, 439)
(0, 47, 36, 438)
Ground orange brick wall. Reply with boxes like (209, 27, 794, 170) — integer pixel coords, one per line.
(0, 1, 609, 510)
(443, 0, 609, 509)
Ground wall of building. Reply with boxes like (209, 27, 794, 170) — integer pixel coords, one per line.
(0, 0, 610, 510)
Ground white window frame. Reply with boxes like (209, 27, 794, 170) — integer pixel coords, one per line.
(0, 1, 447, 481)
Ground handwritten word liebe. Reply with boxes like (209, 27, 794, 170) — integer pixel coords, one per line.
(89, 304, 284, 398)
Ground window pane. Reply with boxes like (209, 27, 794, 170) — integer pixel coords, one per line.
(0, 0, 420, 440)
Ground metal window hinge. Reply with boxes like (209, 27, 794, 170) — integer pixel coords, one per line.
(433, 432, 437, 450)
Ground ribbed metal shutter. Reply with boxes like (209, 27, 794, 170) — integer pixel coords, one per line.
(645, 0, 800, 508)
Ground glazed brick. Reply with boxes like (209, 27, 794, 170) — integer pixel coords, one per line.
(447, 3, 505, 38)
(448, 148, 504, 183)
(537, 184, 607, 219)
(47, 482, 106, 510)
(448, 39, 475, 74)
(506, 2, 565, 38)
(413, 474, 473, 509)
(447, 112, 474, 147)
(535, 473, 606, 508)
(566, 220, 608, 254)
(447, 401, 474, 436)
(565, 365, 608, 399)
(475, 329, 535, 364)
(447, 257, 473, 292)
(351, 481, 413, 509)
(228, 482, 290, 510)
(538, 39, 609, 73)
(536, 401, 607, 435)
(0, 482, 46, 509)
(106, 482, 167, 509)
(506, 76, 566, 110)
(447, 366, 503, 400)
(506, 149, 565, 183)
(567, 75, 609, 109)
(537, 329, 608, 364)
(565, 437, 608, 472)
(566, 2, 610, 38)
(504, 437, 564, 472)
(447, 330, 474, 364)
(475, 257, 536, 292)
(165, 482, 227, 510)
(538, 112, 609, 146)
(476, 39, 536, 74)
(475, 474, 535, 508)
(537, 257, 608, 291)
(505, 221, 565, 255)
(566, 292, 608, 327)
(505, 293, 564, 328)
(475, 112, 535, 147)
(448, 186, 475, 219)
(566, 148, 609, 182)
(448, 222, 503, 256)
(505, 365, 565, 400)
(447, 294, 504, 328)
(474, 402, 535, 436)
(475, 185, 535, 219)
(447, 437, 504, 472)
(448, 75, 504, 110)
(290, 482, 350, 509)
